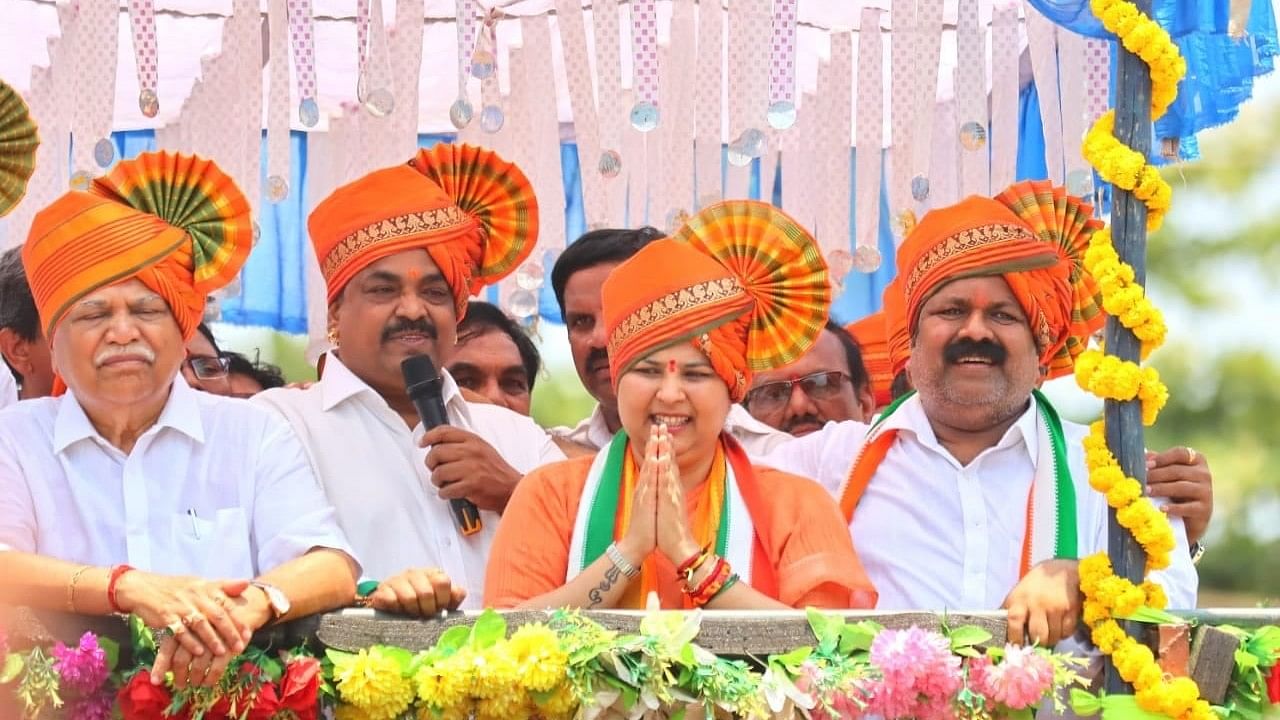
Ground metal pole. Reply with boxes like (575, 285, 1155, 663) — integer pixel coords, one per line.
(1103, 0, 1154, 695)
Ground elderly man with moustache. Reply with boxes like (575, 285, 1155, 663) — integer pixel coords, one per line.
(0, 152, 358, 689)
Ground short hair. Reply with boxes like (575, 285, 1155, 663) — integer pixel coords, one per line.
(224, 350, 286, 391)
(457, 301, 541, 390)
(0, 247, 39, 342)
(550, 226, 664, 315)
(825, 319, 870, 394)
(195, 322, 222, 355)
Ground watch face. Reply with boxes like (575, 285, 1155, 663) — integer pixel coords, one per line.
(257, 583, 291, 616)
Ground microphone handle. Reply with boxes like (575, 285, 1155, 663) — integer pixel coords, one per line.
(411, 385, 484, 537)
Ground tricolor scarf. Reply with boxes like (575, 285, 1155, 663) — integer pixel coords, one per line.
(838, 389, 1078, 576)
(566, 431, 777, 609)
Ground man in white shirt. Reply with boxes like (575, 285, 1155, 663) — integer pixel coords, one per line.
(256, 145, 564, 615)
(0, 246, 55, 407)
(761, 186, 1198, 645)
(548, 226, 791, 454)
(0, 151, 358, 689)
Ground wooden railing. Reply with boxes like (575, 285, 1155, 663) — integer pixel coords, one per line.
(7, 606, 1277, 705)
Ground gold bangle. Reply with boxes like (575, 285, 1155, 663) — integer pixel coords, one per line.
(67, 565, 92, 612)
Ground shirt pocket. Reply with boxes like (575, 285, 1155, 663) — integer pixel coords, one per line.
(163, 508, 255, 579)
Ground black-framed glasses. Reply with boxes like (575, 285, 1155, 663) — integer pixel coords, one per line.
(185, 354, 230, 380)
(744, 371, 850, 414)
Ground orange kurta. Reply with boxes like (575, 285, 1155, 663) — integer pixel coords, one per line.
(484, 455, 876, 610)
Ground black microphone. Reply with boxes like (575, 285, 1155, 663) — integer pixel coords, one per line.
(402, 354, 483, 536)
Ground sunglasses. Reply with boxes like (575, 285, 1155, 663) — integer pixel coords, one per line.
(744, 371, 850, 414)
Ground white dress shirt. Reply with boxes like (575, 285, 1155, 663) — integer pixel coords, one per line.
(759, 394, 1199, 610)
(0, 361, 17, 411)
(0, 376, 354, 579)
(551, 402, 793, 455)
(254, 355, 565, 606)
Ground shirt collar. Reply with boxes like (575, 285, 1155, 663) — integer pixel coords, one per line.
(320, 353, 467, 422)
(880, 392, 1040, 465)
(53, 374, 206, 454)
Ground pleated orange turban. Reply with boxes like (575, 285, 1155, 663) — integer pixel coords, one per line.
(846, 311, 893, 407)
(882, 278, 910, 379)
(896, 180, 1105, 378)
(308, 143, 538, 317)
(23, 151, 251, 342)
(602, 200, 830, 402)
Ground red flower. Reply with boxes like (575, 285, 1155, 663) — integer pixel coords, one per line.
(247, 681, 280, 720)
(1267, 661, 1280, 705)
(278, 656, 321, 720)
(117, 672, 174, 720)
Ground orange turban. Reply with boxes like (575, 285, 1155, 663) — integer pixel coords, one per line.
(602, 201, 830, 402)
(308, 143, 538, 316)
(23, 151, 251, 342)
(896, 181, 1104, 378)
(882, 278, 910, 378)
(847, 311, 893, 407)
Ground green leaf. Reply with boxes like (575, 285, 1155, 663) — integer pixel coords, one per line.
(770, 646, 812, 672)
(806, 608, 842, 652)
(98, 637, 120, 673)
(129, 614, 157, 654)
(953, 646, 982, 658)
(468, 610, 508, 650)
(839, 623, 878, 654)
(1236, 648, 1261, 670)
(0, 654, 24, 684)
(325, 648, 355, 673)
(1071, 688, 1103, 716)
(1116, 607, 1184, 625)
(261, 655, 284, 683)
(948, 625, 993, 650)
(620, 685, 638, 709)
(381, 647, 416, 674)
(436, 625, 471, 653)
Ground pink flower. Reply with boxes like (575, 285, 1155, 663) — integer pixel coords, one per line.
(65, 688, 115, 720)
(51, 632, 109, 696)
(968, 645, 1056, 710)
(864, 628, 963, 719)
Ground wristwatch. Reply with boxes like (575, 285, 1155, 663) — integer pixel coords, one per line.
(250, 581, 292, 621)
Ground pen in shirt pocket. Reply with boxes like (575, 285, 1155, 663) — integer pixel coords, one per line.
(187, 508, 201, 539)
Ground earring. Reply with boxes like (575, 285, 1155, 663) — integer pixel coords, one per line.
(326, 328, 339, 348)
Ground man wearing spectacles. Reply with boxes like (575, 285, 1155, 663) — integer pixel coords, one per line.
(743, 321, 877, 436)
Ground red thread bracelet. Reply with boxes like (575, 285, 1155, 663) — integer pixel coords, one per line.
(107, 564, 135, 613)
(676, 545, 711, 576)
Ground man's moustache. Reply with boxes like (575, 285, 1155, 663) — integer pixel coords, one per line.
(381, 321, 438, 343)
(942, 339, 1007, 365)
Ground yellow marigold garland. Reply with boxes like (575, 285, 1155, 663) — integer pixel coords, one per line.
(1075, 351, 1169, 426)
(1077, 3, 1212, 720)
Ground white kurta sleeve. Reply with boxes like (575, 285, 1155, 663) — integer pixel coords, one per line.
(249, 415, 361, 577)
(0, 428, 35, 553)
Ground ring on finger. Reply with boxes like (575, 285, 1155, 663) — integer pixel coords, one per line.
(183, 611, 204, 626)
(168, 620, 187, 636)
